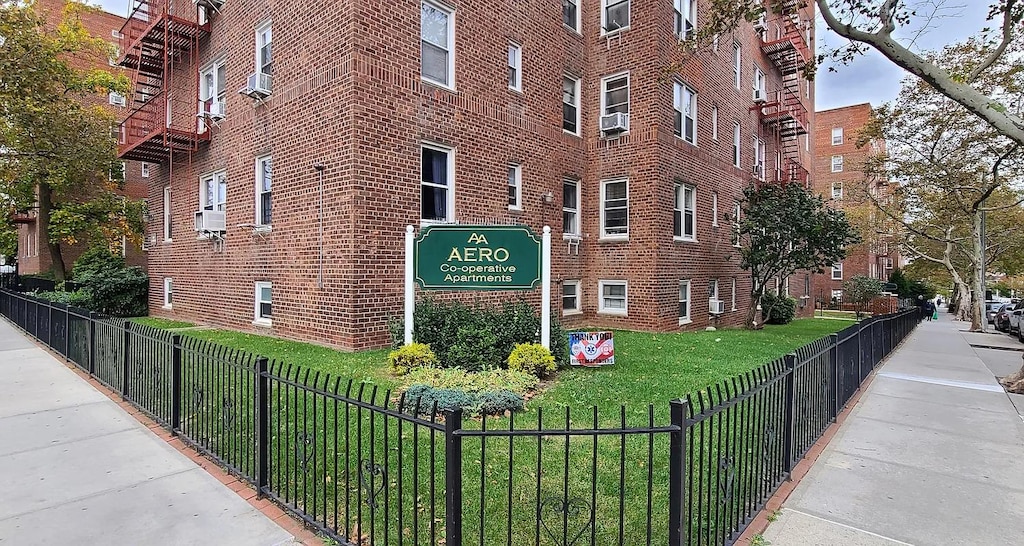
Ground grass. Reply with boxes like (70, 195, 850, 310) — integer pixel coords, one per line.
(816, 309, 866, 320)
(131, 317, 197, 330)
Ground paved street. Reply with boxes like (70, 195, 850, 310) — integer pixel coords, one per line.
(763, 311, 1024, 545)
(0, 319, 297, 545)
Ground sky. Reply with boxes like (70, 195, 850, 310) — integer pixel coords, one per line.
(95, 0, 991, 112)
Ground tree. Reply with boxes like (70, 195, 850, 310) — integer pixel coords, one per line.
(888, 267, 911, 296)
(0, 1, 135, 281)
(686, 1, 1024, 146)
(737, 182, 860, 329)
(843, 275, 882, 318)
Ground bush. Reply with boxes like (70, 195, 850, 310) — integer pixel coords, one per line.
(72, 246, 126, 280)
(34, 289, 91, 309)
(402, 366, 539, 396)
(70, 246, 148, 317)
(402, 385, 475, 413)
(387, 343, 436, 376)
(446, 326, 499, 372)
(761, 291, 797, 325)
(507, 343, 556, 378)
(472, 390, 524, 415)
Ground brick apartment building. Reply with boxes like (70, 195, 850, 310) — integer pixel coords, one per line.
(14, 0, 148, 275)
(812, 103, 900, 305)
(123, 0, 817, 350)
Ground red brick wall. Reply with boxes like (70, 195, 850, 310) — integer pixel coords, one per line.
(142, 0, 817, 349)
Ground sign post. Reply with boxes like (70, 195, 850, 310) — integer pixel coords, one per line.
(541, 226, 551, 349)
(404, 225, 415, 345)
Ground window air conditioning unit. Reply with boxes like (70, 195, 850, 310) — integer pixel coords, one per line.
(752, 88, 766, 103)
(193, 0, 224, 12)
(753, 16, 767, 32)
(752, 162, 764, 177)
(141, 234, 157, 251)
(207, 100, 225, 121)
(709, 299, 726, 315)
(194, 210, 226, 232)
(240, 73, 273, 99)
(600, 112, 629, 134)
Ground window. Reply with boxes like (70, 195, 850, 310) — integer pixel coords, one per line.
(752, 66, 766, 100)
(732, 202, 741, 247)
(712, 192, 719, 226)
(141, 163, 150, 178)
(563, 179, 580, 236)
(775, 151, 782, 182)
(831, 181, 843, 199)
(831, 263, 843, 280)
(562, 280, 581, 314)
(752, 137, 765, 179)
(732, 43, 741, 89)
(256, 155, 272, 225)
(508, 43, 522, 91)
(163, 278, 173, 308)
(601, 179, 628, 238)
(255, 281, 272, 325)
(731, 278, 737, 310)
(709, 278, 719, 305)
(601, 73, 630, 120)
(421, 143, 454, 222)
(782, 277, 790, 296)
(256, 22, 273, 75)
(674, 0, 695, 39)
(162, 186, 172, 241)
(673, 183, 695, 240)
(831, 155, 844, 172)
(673, 82, 696, 144)
(108, 91, 126, 107)
(883, 257, 894, 269)
(507, 164, 521, 210)
(732, 123, 741, 167)
(599, 280, 627, 315)
(711, 106, 718, 140)
(678, 280, 691, 324)
(831, 289, 843, 302)
(562, 76, 580, 134)
(199, 171, 226, 212)
(421, 1, 454, 88)
(804, 274, 811, 297)
(199, 61, 226, 117)
(870, 262, 878, 279)
(713, 33, 719, 52)
(602, 0, 629, 33)
(831, 127, 843, 146)
(563, 0, 579, 31)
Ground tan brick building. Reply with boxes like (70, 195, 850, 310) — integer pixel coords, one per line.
(14, 0, 148, 276)
(812, 103, 899, 305)
(124, 0, 817, 350)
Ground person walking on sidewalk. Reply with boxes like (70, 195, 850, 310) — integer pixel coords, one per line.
(924, 299, 935, 321)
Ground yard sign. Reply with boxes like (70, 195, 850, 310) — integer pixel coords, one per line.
(568, 331, 615, 366)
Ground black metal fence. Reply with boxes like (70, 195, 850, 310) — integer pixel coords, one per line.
(0, 288, 920, 546)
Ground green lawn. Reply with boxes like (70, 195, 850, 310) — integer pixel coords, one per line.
(131, 317, 197, 330)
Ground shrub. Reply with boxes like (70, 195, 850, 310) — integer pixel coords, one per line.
(34, 289, 91, 309)
(507, 343, 556, 378)
(447, 326, 499, 372)
(72, 246, 126, 280)
(472, 390, 524, 415)
(402, 366, 539, 396)
(387, 343, 436, 376)
(71, 246, 148, 317)
(402, 385, 475, 414)
(761, 291, 797, 325)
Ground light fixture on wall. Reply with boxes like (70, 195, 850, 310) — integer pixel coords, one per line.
(541, 191, 554, 204)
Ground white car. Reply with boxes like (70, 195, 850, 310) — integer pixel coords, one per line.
(0, 265, 14, 274)
(1010, 303, 1024, 341)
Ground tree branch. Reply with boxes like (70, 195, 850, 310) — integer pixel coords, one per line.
(967, 0, 1017, 83)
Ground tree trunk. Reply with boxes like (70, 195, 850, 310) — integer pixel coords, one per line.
(37, 184, 66, 282)
(745, 290, 762, 330)
(971, 208, 985, 332)
(999, 354, 1024, 394)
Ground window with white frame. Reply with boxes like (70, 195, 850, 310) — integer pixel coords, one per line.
(674, 82, 697, 144)
(731, 277, 737, 310)
(256, 155, 272, 225)
(507, 164, 521, 210)
(599, 280, 627, 314)
(711, 106, 718, 140)
(163, 278, 173, 308)
(255, 281, 272, 324)
(752, 137, 765, 179)
(602, 0, 629, 33)
(200, 171, 226, 212)
(674, 0, 695, 39)
(732, 123, 741, 167)
(601, 73, 630, 120)
(831, 181, 843, 199)
(563, 0, 580, 31)
(563, 179, 580, 236)
(678, 279, 691, 323)
(563, 75, 580, 134)
(804, 274, 811, 297)
(732, 43, 741, 89)
(713, 33, 719, 51)
(831, 127, 843, 145)
(199, 61, 226, 117)
(752, 66, 766, 100)
(775, 151, 782, 182)
(782, 276, 790, 296)
(421, 1, 454, 88)
(256, 22, 273, 75)
(883, 257, 894, 269)
(562, 280, 581, 314)
(712, 191, 719, 226)
(162, 186, 172, 240)
(709, 278, 720, 307)
(508, 43, 522, 91)
(732, 202, 741, 246)
(831, 155, 844, 172)
(421, 143, 454, 222)
(870, 262, 878, 279)
(831, 263, 843, 280)
(831, 289, 843, 301)
(601, 179, 628, 238)
(673, 183, 696, 240)
(141, 162, 150, 178)
(108, 91, 126, 107)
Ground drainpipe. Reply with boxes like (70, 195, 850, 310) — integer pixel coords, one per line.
(315, 164, 325, 289)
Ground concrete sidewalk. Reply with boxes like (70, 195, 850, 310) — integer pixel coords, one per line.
(0, 319, 297, 545)
(762, 313, 1024, 545)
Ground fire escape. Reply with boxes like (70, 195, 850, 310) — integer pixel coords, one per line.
(117, 0, 209, 163)
(755, 0, 811, 186)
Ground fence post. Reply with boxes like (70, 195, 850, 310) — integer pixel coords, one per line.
(63, 304, 70, 360)
(121, 320, 131, 400)
(256, 356, 270, 496)
(668, 398, 690, 546)
(87, 312, 97, 375)
(828, 334, 839, 422)
(856, 322, 864, 386)
(445, 408, 464, 546)
(782, 353, 797, 477)
(170, 334, 182, 435)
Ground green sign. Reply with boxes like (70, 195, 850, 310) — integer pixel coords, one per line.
(415, 225, 541, 290)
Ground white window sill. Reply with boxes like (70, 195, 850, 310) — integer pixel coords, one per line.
(562, 310, 582, 317)
(601, 26, 630, 38)
(161, 304, 173, 310)
(598, 309, 627, 317)
(508, 206, 522, 212)
(679, 318, 692, 326)
(563, 129, 581, 138)
(731, 308, 738, 312)
(733, 244, 742, 248)
(421, 77, 456, 93)
(563, 24, 582, 36)
(252, 319, 273, 328)
(563, 234, 582, 241)
(163, 238, 172, 243)
(674, 236, 697, 243)
(508, 86, 523, 94)
(600, 234, 629, 242)
(420, 219, 455, 228)
(253, 225, 272, 233)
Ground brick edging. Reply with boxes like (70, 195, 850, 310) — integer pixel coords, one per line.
(19, 330, 323, 546)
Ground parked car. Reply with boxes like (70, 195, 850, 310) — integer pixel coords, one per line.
(996, 303, 1015, 332)
(986, 301, 1004, 324)
(1010, 303, 1024, 338)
